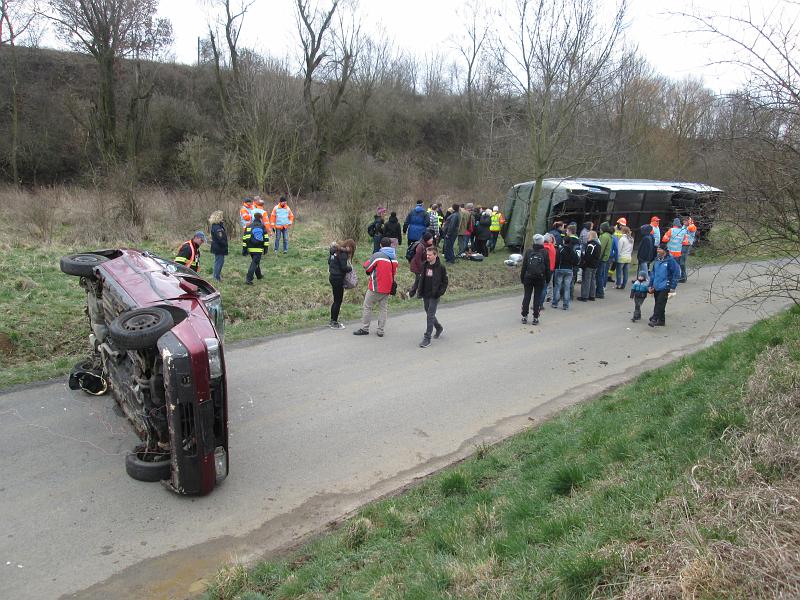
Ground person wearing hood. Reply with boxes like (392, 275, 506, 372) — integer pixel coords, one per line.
(596, 221, 613, 298)
(637, 223, 656, 276)
(519, 234, 551, 325)
(416, 246, 448, 348)
(403, 200, 429, 245)
(208, 210, 228, 282)
(474, 210, 493, 257)
(368, 211, 386, 252)
(408, 231, 435, 296)
(662, 217, 688, 266)
(353, 238, 398, 337)
(383, 211, 402, 247)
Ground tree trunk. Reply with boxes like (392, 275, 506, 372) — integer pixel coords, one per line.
(98, 51, 117, 161)
(8, 37, 19, 185)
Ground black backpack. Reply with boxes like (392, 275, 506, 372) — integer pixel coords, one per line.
(367, 221, 377, 237)
(525, 250, 546, 280)
(406, 240, 420, 261)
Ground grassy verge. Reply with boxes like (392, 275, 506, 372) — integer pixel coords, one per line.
(0, 228, 518, 388)
(204, 306, 800, 600)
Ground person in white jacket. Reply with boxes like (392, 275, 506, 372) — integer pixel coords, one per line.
(615, 226, 634, 289)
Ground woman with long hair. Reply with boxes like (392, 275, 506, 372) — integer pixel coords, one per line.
(208, 210, 228, 282)
(328, 239, 356, 329)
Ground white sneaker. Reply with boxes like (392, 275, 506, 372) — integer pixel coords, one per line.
(330, 321, 346, 329)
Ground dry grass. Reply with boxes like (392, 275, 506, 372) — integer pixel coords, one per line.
(621, 344, 800, 600)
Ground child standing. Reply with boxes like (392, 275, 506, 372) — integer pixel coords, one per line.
(630, 274, 649, 322)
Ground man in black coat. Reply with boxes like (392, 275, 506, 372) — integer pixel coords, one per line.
(578, 231, 601, 301)
(519, 234, 551, 325)
(416, 246, 448, 347)
(637, 224, 656, 276)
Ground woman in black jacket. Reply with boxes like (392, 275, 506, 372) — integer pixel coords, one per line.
(417, 246, 448, 347)
(328, 241, 353, 329)
(383, 211, 403, 247)
(209, 210, 228, 282)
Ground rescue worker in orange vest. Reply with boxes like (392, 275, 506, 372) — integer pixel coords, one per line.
(239, 197, 254, 228)
(270, 196, 295, 255)
(174, 231, 206, 272)
(678, 217, 697, 283)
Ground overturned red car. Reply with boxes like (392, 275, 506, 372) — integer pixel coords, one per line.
(61, 248, 229, 496)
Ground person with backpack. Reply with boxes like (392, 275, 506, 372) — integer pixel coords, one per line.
(368, 211, 385, 253)
(416, 246, 448, 348)
(407, 232, 434, 297)
(552, 236, 579, 310)
(243, 213, 267, 285)
(519, 234, 551, 325)
(578, 231, 601, 301)
(383, 211, 402, 248)
(403, 200, 428, 246)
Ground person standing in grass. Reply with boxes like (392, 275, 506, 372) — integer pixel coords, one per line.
(208, 210, 228, 282)
(442, 203, 460, 264)
(648, 245, 680, 327)
(328, 241, 353, 329)
(243, 213, 267, 285)
(403, 200, 428, 246)
(175, 231, 205, 272)
(368, 210, 386, 252)
(383, 211, 402, 248)
(353, 238, 398, 338)
(270, 196, 294, 255)
(416, 246, 448, 348)
(519, 234, 551, 326)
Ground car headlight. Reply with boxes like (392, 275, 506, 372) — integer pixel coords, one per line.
(204, 297, 224, 340)
(204, 338, 223, 379)
(214, 446, 228, 482)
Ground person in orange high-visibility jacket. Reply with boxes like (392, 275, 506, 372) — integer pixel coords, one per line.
(239, 197, 254, 228)
(677, 216, 697, 283)
(270, 196, 295, 255)
(661, 217, 688, 259)
(174, 231, 206, 272)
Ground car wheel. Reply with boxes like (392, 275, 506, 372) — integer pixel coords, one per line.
(125, 447, 172, 482)
(109, 307, 175, 350)
(60, 253, 109, 278)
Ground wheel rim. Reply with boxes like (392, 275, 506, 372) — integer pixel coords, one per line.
(123, 312, 163, 331)
(73, 255, 100, 264)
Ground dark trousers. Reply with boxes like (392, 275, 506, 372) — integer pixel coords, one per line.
(651, 290, 669, 323)
(330, 278, 344, 322)
(632, 295, 646, 320)
(212, 253, 225, 280)
(490, 231, 499, 251)
(246, 252, 262, 282)
(444, 236, 456, 263)
(373, 235, 382, 253)
(409, 272, 422, 296)
(596, 260, 609, 296)
(581, 267, 597, 299)
(423, 296, 441, 339)
(475, 239, 489, 257)
(521, 279, 545, 319)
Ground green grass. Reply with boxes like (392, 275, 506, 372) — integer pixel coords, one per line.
(0, 228, 518, 388)
(203, 305, 800, 600)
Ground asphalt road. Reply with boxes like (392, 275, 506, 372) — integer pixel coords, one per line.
(0, 261, 791, 599)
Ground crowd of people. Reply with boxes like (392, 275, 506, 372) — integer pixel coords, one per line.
(173, 196, 697, 347)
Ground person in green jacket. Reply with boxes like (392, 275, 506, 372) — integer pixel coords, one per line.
(596, 222, 613, 298)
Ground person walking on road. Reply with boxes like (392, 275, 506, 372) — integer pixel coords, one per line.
(519, 234, 551, 325)
(208, 210, 228, 282)
(648, 245, 680, 327)
(416, 246, 448, 348)
(403, 200, 429, 246)
(578, 231, 601, 301)
(630, 273, 649, 322)
(637, 223, 655, 276)
(552, 236, 579, 310)
(328, 241, 353, 329)
(270, 196, 294, 254)
(175, 231, 206, 272)
(243, 213, 267, 285)
(353, 238, 398, 337)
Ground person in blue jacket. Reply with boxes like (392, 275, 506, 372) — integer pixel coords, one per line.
(648, 244, 681, 327)
(403, 200, 429, 245)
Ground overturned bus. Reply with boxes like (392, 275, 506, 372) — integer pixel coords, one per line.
(501, 178, 722, 251)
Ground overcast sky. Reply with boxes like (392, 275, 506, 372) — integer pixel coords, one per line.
(154, 0, 789, 93)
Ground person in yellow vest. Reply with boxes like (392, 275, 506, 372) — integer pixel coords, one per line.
(489, 205, 506, 252)
(243, 213, 267, 284)
(174, 231, 206, 272)
(270, 196, 295, 255)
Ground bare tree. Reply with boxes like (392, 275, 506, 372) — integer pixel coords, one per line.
(296, 0, 360, 189)
(45, 0, 171, 162)
(495, 0, 627, 247)
(1, 0, 38, 184)
(453, 0, 488, 117)
(205, 0, 253, 117)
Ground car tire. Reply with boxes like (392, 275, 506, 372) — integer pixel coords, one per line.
(109, 307, 175, 350)
(60, 253, 109, 278)
(125, 448, 171, 482)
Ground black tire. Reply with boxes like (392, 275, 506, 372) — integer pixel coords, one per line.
(60, 253, 108, 278)
(125, 448, 171, 483)
(109, 307, 174, 350)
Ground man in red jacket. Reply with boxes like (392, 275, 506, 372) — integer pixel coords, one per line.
(353, 238, 399, 337)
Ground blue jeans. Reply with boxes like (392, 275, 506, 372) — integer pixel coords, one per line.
(458, 234, 468, 254)
(274, 228, 289, 253)
(615, 262, 629, 288)
(212, 253, 225, 280)
(552, 269, 573, 308)
(596, 260, 609, 296)
(638, 261, 650, 277)
(444, 236, 456, 263)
